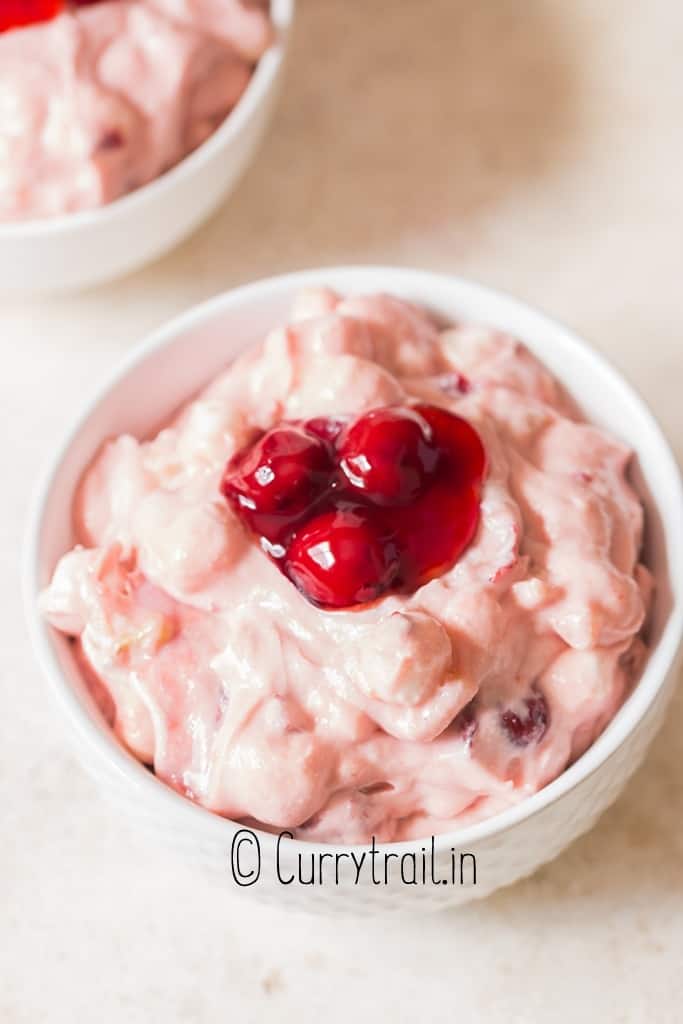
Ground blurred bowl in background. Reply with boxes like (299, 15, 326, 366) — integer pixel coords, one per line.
(0, 0, 294, 295)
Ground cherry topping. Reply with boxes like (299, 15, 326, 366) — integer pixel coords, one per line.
(383, 404, 485, 586)
(339, 406, 439, 506)
(500, 695, 549, 747)
(220, 403, 486, 609)
(415, 403, 486, 485)
(285, 509, 399, 609)
(0, 0, 115, 33)
(0, 0, 63, 31)
(388, 477, 481, 586)
(221, 426, 333, 542)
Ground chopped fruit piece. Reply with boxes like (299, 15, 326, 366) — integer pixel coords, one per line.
(96, 129, 125, 152)
(221, 426, 333, 541)
(303, 416, 347, 444)
(285, 509, 399, 609)
(0, 0, 63, 32)
(500, 695, 549, 747)
(452, 702, 478, 744)
(220, 402, 486, 609)
(339, 406, 439, 505)
(437, 372, 471, 396)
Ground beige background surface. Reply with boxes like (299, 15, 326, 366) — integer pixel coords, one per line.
(2, 1, 683, 1021)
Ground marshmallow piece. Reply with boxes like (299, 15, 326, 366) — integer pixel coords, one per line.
(134, 491, 241, 595)
(285, 354, 405, 418)
(174, 397, 252, 469)
(338, 293, 444, 376)
(39, 547, 97, 636)
(219, 715, 333, 828)
(76, 435, 152, 548)
(512, 576, 558, 611)
(353, 611, 453, 707)
(288, 314, 376, 361)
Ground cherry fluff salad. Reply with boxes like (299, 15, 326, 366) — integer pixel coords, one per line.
(41, 288, 652, 843)
(0, 0, 273, 220)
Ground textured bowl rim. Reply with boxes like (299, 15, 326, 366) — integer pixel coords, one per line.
(23, 266, 683, 861)
(0, 0, 295, 238)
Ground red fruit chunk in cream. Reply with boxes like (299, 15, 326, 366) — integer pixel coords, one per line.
(501, 695, 549, 747)
(0, 0, 273, 220)
(40, 289, 653, 842)
(0, 0, 64, 32)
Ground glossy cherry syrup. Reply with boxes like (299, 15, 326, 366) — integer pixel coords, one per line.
(0, 0, 61, 31)
(221, 403, 486, 609)
(0, 0, 111, 33)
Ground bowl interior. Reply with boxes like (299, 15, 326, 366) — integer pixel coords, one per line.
(26, 267, 683, 849)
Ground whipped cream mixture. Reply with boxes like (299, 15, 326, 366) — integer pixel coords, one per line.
(0, 0, 273, 220)
(41, 289, 652, 842)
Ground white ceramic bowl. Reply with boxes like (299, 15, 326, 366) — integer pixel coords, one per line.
(24, 267, 683, 914)
(0, 0, 294, 295)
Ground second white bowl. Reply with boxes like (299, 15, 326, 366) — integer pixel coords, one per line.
(0, 0, 294, 295)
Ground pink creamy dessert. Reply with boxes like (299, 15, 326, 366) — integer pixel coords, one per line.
(41, 289, 652, 842)
(0, 0, 273, 220)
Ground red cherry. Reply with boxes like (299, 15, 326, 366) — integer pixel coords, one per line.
(389, 479, 481, 586)
(285, 508, 399, 609)
(383, 406, 485, 585)
(0, 0, 64, 31)
(414, 403, 486, 485)
(500, 695, 549, 747)
(339, 406, 439, 505)
(221, 426, 332, 541)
